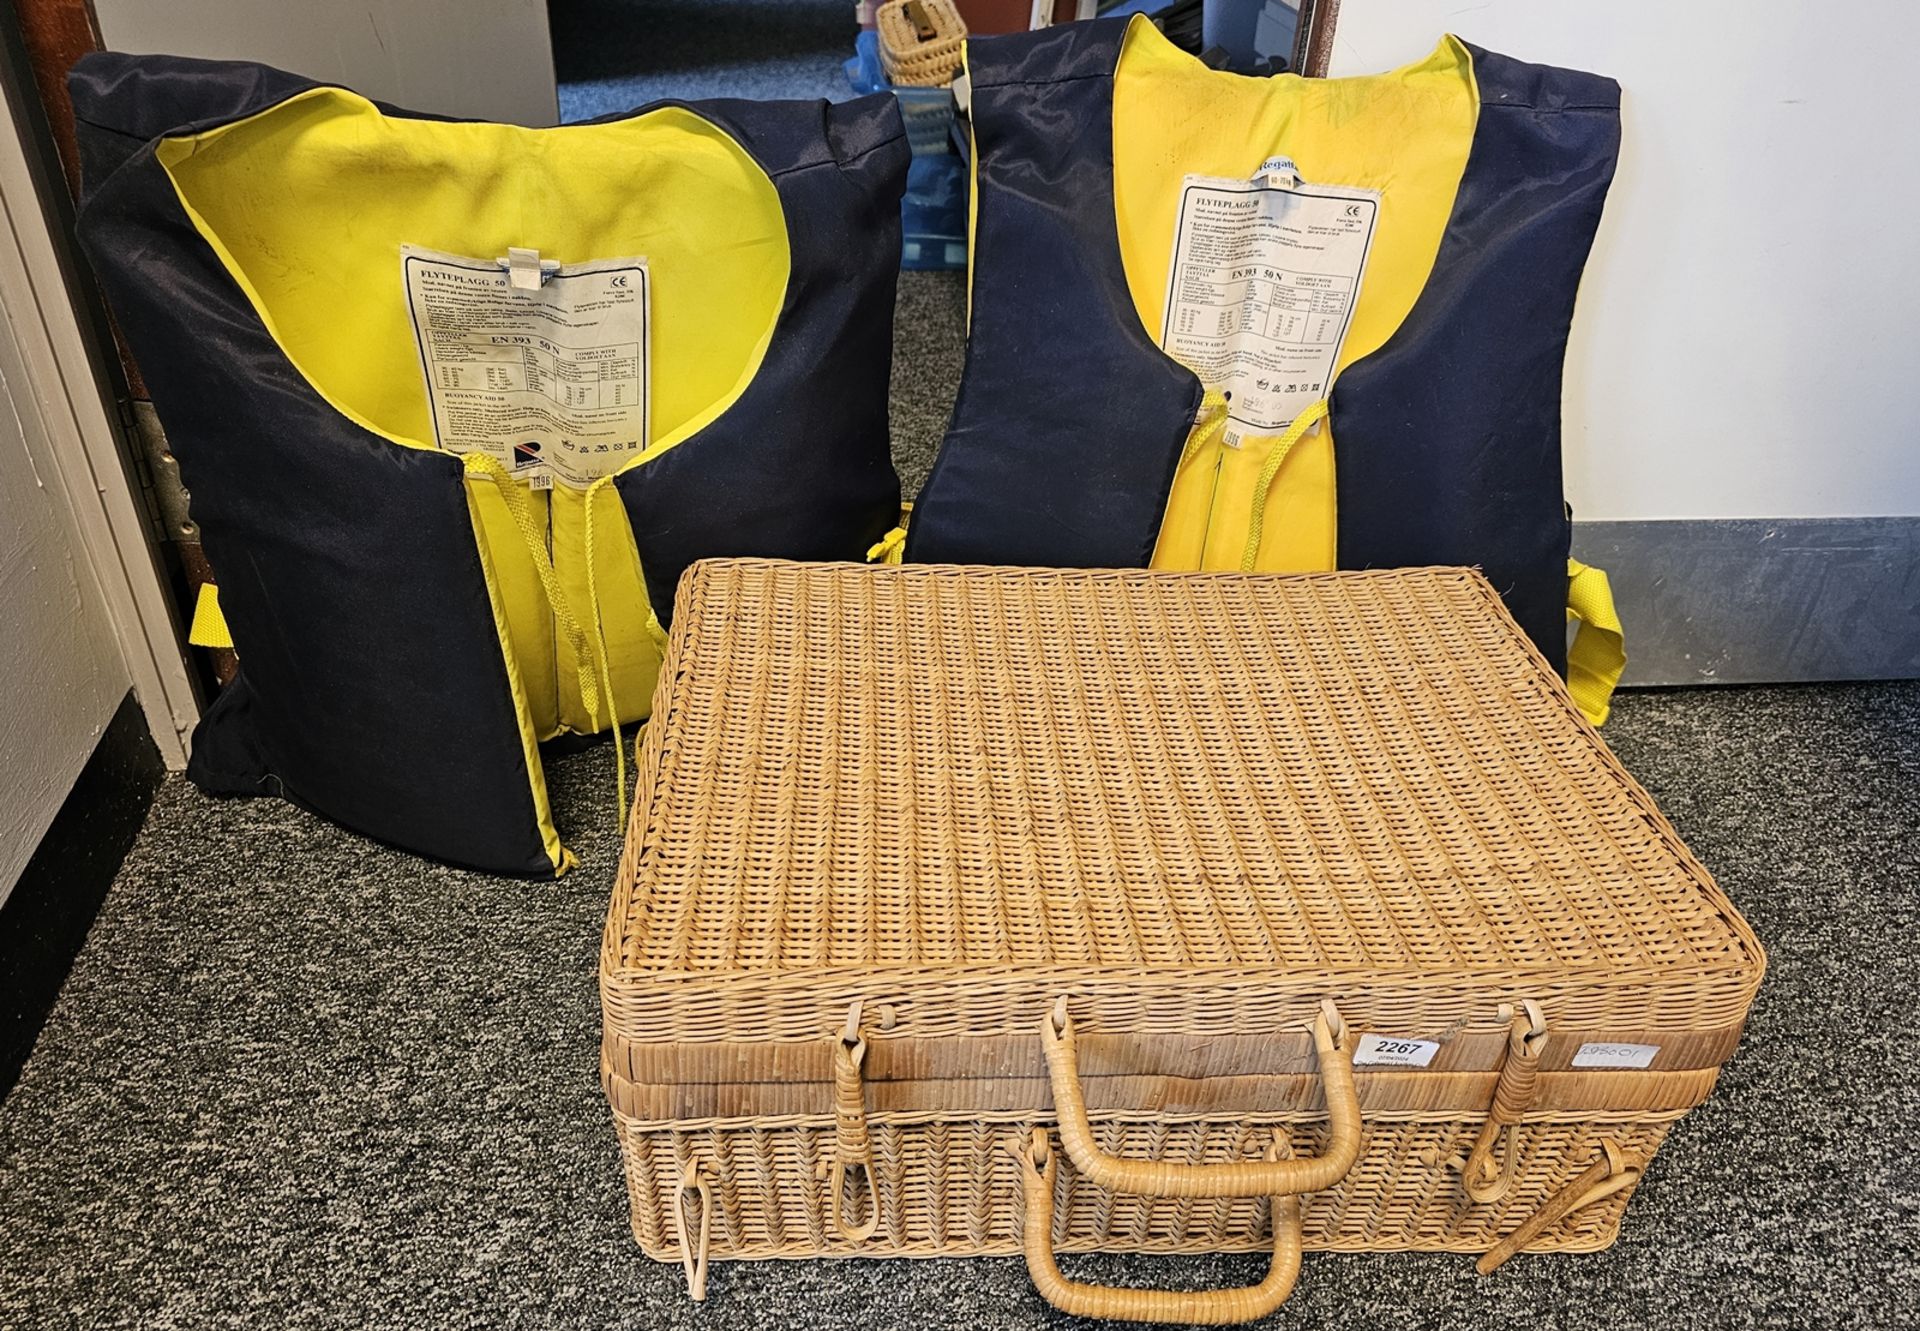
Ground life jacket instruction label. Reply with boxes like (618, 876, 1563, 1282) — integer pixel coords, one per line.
(402, 246, 650, 487)
(1160, 164, 1379, 444)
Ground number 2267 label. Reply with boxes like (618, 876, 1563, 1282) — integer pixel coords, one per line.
(1350, 1034, 1441, 1068)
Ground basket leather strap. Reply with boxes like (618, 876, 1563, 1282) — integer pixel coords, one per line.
(670, 1161, 713, 1300)
(827, 1005, 881, 1243)
(1477, 1139, 1642, 1275)
(1461, 1000, 1548, 1204)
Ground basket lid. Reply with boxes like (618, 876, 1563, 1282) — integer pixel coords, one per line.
(604, 562, 1762, 1062)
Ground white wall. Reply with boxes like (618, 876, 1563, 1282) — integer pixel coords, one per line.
(1329, 1, 1920, 522)
(0, 344, 130, 901)
(92, 0, 559, 127)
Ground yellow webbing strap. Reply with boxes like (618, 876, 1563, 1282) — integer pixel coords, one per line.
(1188, 387, 1231, 469)
(582, 475, 626, 817)
(866, 527, 907, 564)
(188, 582, 233, 649)
(866, 503, 913, 565)
(1240, 398, 1330, 571)
(1566, 558, 1625, 727)
(463, 454, 624, 813)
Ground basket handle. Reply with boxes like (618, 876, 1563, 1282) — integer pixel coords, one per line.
(1041, 997, 1362, 1198)
(1017, 1129, 1305, 1324)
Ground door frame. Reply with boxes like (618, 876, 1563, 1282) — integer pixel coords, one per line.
(0, 12, 200, 768)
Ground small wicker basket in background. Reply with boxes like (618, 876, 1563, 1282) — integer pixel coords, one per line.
(877, 0, 968, 87)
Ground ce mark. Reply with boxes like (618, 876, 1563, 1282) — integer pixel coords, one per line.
(609, 275, 631, 288)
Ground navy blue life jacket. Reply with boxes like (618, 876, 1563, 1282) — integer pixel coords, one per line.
(906, 18, 1620, 676)
(71, 53, 908, 875)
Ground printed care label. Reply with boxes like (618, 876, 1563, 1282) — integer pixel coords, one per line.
(1350, 1033, 1441, 1069)
(1570, 1042, 1661, 1070)
(402, 246, 649, 487)
(1160, 158, 1379, 446)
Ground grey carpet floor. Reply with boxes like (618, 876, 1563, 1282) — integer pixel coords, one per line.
(554, 0, 859, 120)
(1, 681, 1916, 1329)
(886, 268, 966, 492)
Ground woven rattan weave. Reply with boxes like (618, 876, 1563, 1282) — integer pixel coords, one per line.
(601, 561, 1762, 1319)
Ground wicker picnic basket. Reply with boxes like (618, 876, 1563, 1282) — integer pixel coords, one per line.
(600, 561, 1763, 1320)
(876, 0, 968, 87)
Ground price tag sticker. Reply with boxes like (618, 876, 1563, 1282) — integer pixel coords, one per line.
(1570, 1042, 1661, 1070)
(1351, 1034, 1441, 1069)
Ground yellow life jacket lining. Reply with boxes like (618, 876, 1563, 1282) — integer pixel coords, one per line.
(157, 91, 794, 745)
(1108, 18, 1478, 573)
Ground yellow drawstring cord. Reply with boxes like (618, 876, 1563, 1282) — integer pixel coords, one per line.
(1239, 398, 1330, 572)
(583, 475, 626, 816)
(463, 454, 624, 816)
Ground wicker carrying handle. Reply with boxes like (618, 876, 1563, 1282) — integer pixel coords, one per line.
(1041, 997, 1362, 1198)
(1018, 1129, 1305, 1324)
